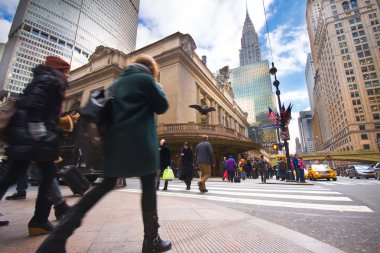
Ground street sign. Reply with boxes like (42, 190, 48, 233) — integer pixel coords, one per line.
(260, 125, 280, 130)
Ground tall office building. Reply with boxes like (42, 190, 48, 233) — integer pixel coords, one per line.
(231, 7, 277, 145)
(239, 7, 261, 65)
(0, 0, 139, 94)
(295, 137, 303, 153)
(306, 0, 380, 152)
(305, 53, 315, 115)
(298, 110, 315, 153)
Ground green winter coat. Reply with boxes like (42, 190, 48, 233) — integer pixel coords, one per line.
(102, 65, 169, 177)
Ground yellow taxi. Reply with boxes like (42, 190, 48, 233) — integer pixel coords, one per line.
(307, 164, 337, 181)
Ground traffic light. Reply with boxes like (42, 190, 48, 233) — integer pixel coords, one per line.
(272, 143, 283, 151)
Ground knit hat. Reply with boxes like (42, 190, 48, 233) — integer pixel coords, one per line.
(45, 56, 70, 71)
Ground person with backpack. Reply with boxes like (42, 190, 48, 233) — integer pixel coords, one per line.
(0, 56, 70, 235)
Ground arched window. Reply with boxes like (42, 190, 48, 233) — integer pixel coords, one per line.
(342, 1, 350, 11)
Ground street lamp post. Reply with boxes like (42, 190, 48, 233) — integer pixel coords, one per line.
(269, 62, 295, 181)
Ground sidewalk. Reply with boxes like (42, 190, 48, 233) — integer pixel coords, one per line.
(0, 183, 342, 253)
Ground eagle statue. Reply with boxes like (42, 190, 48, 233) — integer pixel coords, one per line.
(188, 104, 216, 115)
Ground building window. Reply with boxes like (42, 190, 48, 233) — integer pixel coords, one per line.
(374, 113, 380, 120)
(361, 134, 368, 140)
(342, 1, 350, 11)
(350, 0, 358, 8)
(363, 144, 370, 150)
(359, 124, 366, 130)
(375, 123, 380, 129)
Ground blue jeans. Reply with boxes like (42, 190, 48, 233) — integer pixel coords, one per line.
(28, 163, 64, 206)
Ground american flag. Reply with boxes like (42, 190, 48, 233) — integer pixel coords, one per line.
(268, 107, 279, 120)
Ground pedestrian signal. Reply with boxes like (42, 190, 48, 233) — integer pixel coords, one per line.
(273, 144, 278, 150)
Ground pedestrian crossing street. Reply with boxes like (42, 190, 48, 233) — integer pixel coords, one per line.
(118, 180, 373, 213)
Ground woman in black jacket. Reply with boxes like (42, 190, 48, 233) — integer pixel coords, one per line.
(0, 56, 70, 235)
(157, 139, 171, 190)
(179, 142, 194, 190)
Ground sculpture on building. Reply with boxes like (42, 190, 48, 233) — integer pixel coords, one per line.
(189, 104, 216, 124)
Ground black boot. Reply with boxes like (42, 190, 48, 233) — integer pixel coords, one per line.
(142, 211, 171, 253)
(36, 206, 83, 253)
(54, 201, 70, 221)
(28, 200, 54, 236)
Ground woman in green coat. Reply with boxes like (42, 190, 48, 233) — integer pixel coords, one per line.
(37, 55, 172, 253)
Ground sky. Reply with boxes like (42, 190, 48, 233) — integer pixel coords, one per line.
(0, 0, 311, 153)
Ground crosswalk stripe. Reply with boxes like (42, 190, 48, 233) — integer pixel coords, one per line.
(166, 184, 342, 195)
(153, 187, 351, 201)
(119, 189, 372, 213)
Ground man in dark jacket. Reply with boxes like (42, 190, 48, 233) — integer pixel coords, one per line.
(195, 135, 215, 192)
(158, 139, 171, 190)
(0, 56, 70, 234)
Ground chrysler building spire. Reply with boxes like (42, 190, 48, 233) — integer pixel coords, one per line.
(239, 6, 261, 66)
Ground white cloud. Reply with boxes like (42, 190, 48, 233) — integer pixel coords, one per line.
(0, 19, 11, 43)
(263, 24, 310, 76)
(136, 0, 275, 73)
(281, 89, 309, 103)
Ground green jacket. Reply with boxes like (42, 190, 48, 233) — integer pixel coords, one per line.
(102, 66, 169, 177)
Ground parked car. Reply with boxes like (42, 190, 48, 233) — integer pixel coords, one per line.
(307, 164, 337, 181)
(346, 164, 375, 179)
(373, 162, 380, 180)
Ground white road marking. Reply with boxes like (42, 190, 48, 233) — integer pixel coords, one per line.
(167, 184, 342, 195)
(119, 189, 373, 213)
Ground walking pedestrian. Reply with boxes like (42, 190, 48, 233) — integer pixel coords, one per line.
(279, 158, 287, 181)
(0, 56, 70, 235)
(259, 155, 268, 183)
(178, 142, 194, 190)
(245, 159, 253, 179)
(157, 139, 171, 191)
(221, 156, 227, 181)
(37, 54, 171, 253)
(4, 112, 79, 220)
(225, 156, 236, 182)
(292, 154, 300, 182)
(195, 135, 215, 192)
(298, 156, 306, 183)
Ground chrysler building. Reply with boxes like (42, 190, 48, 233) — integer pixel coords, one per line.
(239, 7, 261, 66)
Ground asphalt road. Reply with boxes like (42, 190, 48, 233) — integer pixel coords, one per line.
(219, 176, 380, 253)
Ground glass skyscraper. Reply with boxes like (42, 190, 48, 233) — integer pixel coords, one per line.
(231, 60, 277, 144)
(0, 0, 140, 94)
(231, 7, 277, 145)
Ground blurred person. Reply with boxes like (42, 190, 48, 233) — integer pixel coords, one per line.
(298, 156, 306, 183)
(225, 156, 237, 182)
(220, 156, 227, 180)
(245, 159, 253, 179)
(157, 139, 171, 191)
(5, 112, 79, 221)
(0, 56, 70, 235)
(37, 54, 171, 253)
(292, 154, 300, 182)
(279, 158, 287, 181)
(195, 135, 215, 192)
(259, 155, 268, 183)
(178, 142, 194, 190)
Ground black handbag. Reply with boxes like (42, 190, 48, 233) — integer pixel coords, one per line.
(80, 89, 113, 136)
